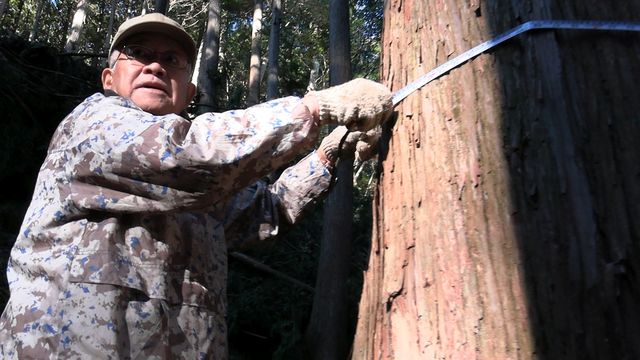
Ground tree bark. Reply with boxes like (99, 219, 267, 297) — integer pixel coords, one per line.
(353, 0, 640, 359)
(265, 0, 281, 100)
(63, 0, 88, 52)
(246, 0, 263, 106)
(195, 0, 221, 114)
(305, 1, 353, 359)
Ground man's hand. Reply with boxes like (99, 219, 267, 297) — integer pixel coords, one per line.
(318, 126, 381, 169)
(305, 78, 393, 131)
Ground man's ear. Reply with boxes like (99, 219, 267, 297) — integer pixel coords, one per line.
(187, 83, 196, 103)
(101, 68, 114, 90)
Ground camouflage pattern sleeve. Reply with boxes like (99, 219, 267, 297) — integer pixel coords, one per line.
(222, 151, 332, 249)
(53, 93, 321, 214)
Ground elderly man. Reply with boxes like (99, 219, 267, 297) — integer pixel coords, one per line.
(0, 13, 392, 359)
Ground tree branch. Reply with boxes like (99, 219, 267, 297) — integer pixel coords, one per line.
(229, 251, 314, 292)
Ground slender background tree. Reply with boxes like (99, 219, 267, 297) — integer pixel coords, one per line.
(265, 0, 281, 100)
(195, 0, 221, 113)
(246, 0, 262, 106)
(305, 0, 352, 358)
(64, 0, 88, 52)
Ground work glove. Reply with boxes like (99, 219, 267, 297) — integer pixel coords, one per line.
(318, 126, 381, 169)
(309, 78, 393, 131)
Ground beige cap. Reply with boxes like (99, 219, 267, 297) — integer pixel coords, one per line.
(109, 13, 197, 65)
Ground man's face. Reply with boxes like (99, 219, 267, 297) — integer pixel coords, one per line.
(101, 33, 196, 116)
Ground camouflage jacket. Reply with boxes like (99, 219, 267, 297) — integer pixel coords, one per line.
(0, 93, 331, 359)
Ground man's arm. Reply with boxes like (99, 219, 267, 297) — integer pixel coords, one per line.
(61, 79, 391, 214)
(222, 124, 383, 249)
(222, 150, 331, 249)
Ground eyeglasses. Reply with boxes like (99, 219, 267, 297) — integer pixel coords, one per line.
(119, 44, 189, 70)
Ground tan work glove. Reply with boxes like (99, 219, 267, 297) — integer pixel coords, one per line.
(307, 78, 393, 131)
(318, 126, 381, 169)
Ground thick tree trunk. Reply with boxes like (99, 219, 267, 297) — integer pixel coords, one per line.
(246, 0, 263, 106)
(265, 0, 281, 100)
(353, 0, 640, 359)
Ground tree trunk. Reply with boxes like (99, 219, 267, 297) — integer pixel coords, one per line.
(195, 0, 221, 114)
(0, 0, 8, 22)
(265, 0, 281, 100)
(64, 0, 88, 52)
(305, 1, 352, 359)
(154, 0, 168, 14)
(103, 0, 116, 56)
(28, 0, 44, 42)
(246, 0, 263, 106)
(353, 0, 640, 359)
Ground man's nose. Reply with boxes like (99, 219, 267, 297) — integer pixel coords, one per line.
(141, 61, 166, 77)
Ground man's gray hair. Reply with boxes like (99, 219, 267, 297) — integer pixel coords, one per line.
(108, 49, 121, 68)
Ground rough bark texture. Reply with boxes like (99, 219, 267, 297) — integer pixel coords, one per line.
(353, 0, 640, 359)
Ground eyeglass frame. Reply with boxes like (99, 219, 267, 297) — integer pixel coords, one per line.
(114, 44, 191, 71)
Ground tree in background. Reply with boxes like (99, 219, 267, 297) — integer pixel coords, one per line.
(64, 0, 88, 52)
(246, 0, 262, 106)
(102, 0, 116, 54)
(265, 0, 281, 100)
(195, 0, 221, 113)
(154, 0, 167, 14)
(0, 0, 8, 20)
(305, 0, 353, 358)
(27, 0, 43, 41)
(353, 0, 640, 358)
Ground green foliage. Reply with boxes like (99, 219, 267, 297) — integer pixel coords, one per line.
(351, 0, 383, 80)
